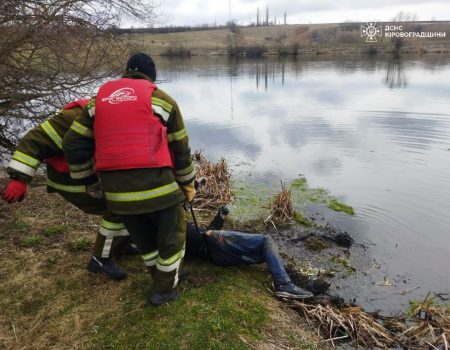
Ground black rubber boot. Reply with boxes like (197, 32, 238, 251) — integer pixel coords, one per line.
(87, 256, 128, 280)
(123, 243, 140, 256)
(148, 290, 178, 306)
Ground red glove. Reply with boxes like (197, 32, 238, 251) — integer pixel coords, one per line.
(1, 180, 28, 203)
(44, 156, 70, 173)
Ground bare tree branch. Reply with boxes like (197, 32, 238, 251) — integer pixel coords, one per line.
(0, 0, 158, 160)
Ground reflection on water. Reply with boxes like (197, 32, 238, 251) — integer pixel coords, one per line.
(385, 54, 408, 88)
(156, 55, 450, 311)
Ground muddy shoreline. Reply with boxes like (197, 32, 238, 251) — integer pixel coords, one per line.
(260, 205, 450, 348)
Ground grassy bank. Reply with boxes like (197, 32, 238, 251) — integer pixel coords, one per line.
(0, 178, 321, 349)
(125, 22, 450, 57)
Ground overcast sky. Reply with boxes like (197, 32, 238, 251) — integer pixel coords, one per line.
(152, 0, 450, 27)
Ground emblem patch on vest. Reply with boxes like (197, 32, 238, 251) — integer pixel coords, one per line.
(102, 88, 138, 104)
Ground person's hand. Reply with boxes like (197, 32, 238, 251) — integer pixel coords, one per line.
(181, 181, 196, 203)
(86, 181, 104, 199)
(1, 180, 28, 203)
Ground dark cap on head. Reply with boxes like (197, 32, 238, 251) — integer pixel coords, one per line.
(126, 53, 156, 81)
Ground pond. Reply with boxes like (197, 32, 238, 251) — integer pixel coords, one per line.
(155, 55, 450, 313)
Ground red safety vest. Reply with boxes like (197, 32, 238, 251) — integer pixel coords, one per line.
(63, 99, 89, 110)
(94, 78, 172, 171)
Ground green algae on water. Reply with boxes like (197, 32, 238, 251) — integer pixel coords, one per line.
(231, 180, 275, 223)
(327, 199, 355, 215)
(290, 176, 355, 215)
(293, 211, 313, 227)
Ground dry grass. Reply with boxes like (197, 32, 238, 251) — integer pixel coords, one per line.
(399, 294, 450, 349)
(288, 293, 450, 349)
(0, 183, 127, 349)
(264, 182, 296, 228)
(291, 301, 394, 348)
(131, 22, 450, 56)
(192, 151, 234, 213)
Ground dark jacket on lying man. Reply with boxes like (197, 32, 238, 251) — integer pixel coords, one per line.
(184, 211, 313, 299)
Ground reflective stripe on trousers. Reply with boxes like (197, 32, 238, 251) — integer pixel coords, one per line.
(99, 219, 129, 258)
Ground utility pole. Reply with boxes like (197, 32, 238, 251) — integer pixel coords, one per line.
(229, 0, 231, 23)
(265, 6, 269, 26)
(284, 11, 286, 25)
(257, 7, 259, 26)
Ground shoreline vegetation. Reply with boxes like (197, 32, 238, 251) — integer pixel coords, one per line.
(1, 154, 449, 348)
(122, 21, 450, 58)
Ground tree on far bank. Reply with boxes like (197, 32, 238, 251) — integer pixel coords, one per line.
(392, 11, 419, 22)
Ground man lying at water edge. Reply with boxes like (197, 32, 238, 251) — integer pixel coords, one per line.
(185, 206, 314, 300)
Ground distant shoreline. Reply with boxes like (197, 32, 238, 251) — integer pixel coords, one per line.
(123, 21, 450, 57)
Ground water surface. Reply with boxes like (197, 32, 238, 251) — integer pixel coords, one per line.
(156, 55, 450, 312)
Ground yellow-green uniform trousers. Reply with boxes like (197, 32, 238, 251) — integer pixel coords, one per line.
(6, 106, 130, 258)
(62, 71, 196, 292)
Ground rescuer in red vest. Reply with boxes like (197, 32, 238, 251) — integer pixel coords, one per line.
(63, 53, 196, 305)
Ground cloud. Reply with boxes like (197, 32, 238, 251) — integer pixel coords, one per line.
(157, 0, 450, 26)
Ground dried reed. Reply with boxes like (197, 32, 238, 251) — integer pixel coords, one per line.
(291, 301, 394, 348)
(399, 294, 450, 349)
(288, 293, 450, 349)
(265, 181, 295, 227)
(192, 151, 234, 211)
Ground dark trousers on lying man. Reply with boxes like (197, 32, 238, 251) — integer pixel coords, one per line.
(185, 221, 313, 299)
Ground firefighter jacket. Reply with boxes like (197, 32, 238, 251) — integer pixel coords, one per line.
(62, 71, 196, 215)
(6, 101, 96, 198)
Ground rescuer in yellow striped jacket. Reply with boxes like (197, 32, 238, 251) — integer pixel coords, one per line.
(62, 53, 196, 306)
(1, 102, 134, 280)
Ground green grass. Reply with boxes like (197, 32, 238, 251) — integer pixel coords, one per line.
(42, 225, 66, 236)
(86, 264, 272, 349)
(69, 237, 92, 251)
(20, 235, 43, 247)
(4, 219, 29, 232)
